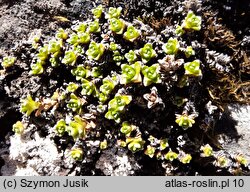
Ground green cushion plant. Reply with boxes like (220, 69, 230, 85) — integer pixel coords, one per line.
(180, 153, 192, 164)
(120, 121, 134, 135)
(127, 137, 145, 153)
(66, 93, 84, 114)
(108, 95, 132, 111)
(88, 20, 101, 33)
(139, 43, 156, 63)
(124, 50, 137, 63)
(106, 7, 122, 19)
(184, 60, 202, 76)
(67, 115, 87, 140)
(81, 79, 97, 96)
(1, 56, 16, 68)
(105, 109, 121, 123)
(120, 61, 142, 84)
(91, 5, 103, 19)
(20, 95, 40, 116)
(145, 145, 156, 158)
(56, 28, 68, 40)
(100, 77, 116, 95)
(30, 61, 44, 75)
(12, 5, 246, 174)
(62, 50, 78, 66)
(142, 64, 161, 86)
(182, 11, 202, 31)
(54, 119, 67, 137)
(70, 148, 84, 161)
(12, 121, 25, 135)
(175, 113, 196, 129)
(86, 41, 105, 61)
(71, 65, 90, 81)
(184, 46, 195, 58)
(105, 95, 132, 123)
(162, 37, 179, 55)
(109, 18, 125, 34)
(165, 150, 178, 161)
(73, 22, 87, 33)
(66, 82, 79, 93)
(123, 25, 140, 42)
(200, 144, 213, 157)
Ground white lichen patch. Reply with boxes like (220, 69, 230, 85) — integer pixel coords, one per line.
(95, 147, 140, 176)
(3, 125, 72, 176)
(225, 105, 250, 164)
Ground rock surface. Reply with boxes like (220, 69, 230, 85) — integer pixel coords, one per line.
(0, 0, 249, 176)
(223, 105, 250, 163)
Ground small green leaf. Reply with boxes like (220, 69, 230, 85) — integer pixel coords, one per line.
(182, 11, 201, 31)
(81, 79, 96, 96)
(37, 46, 49, 61)
(30, 61, 44, 75)
(71, 65, 89, 81)
(162, 38, 179, 55)
(49, 57, 60, 67)
(73, 22, 87, 33)
(92, 5, 103, 19)
(184, 46, 195, 58)
(127, 138, 145, 153)
(70, 148, 83, 161)
(145, 145, 156, 158)
(108, 95, 132, 111)
(20, 95, 40, 116)
(66, 82, 79, 93)
(215, 155, 229, 168)
(78, 32, 90, 44)
(106, 7, 122, 19)
(184, 60, 202, 76)
(180, 154, 192, 164)
(175, 114, 195, 129)
(12, 121, 25, 135)
(1, 56, 16, 68)
(91, 67, 102, 78)
(67, 115, 87, 140)
(86, 41, 105, 61)
(48, 40, 61, 54)
(109, 42, 118, 51)
(235, 154, 248, 166)
(165, 150, 178, 161)
(56, 28, 68, 40)
(200, 144, 213, 157)
(67, 33, 79, 45)
(100, 140, 108, 150)
(109, 18, 125, 34)
(123, 25, 140, 42)
(113, 50, 124, 64)
(175, 25, 185, 36)
(54, 119, 67, 137)
(139, 43, 156, 63)
(98, 92, 108, 103)
(62, 50, 78, 66)
(120, 62, 141, 84)
(100, 78, 115, 95)
(67, 93, 83, 113)
(120, 122, 133, 135)
(125, 50, 137, 63)
(88, 20, 100, 33)
(142, 64, 161, 86)
(105, 109, 121, 123)
(160, 139, 169, 150)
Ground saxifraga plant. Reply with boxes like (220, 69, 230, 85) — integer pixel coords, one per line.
(12, 4, 249, 175)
